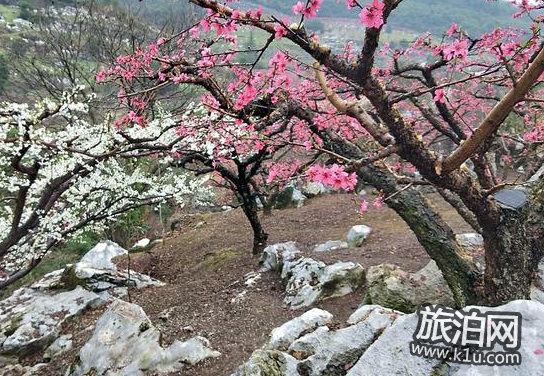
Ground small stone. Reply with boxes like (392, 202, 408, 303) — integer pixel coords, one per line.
(455, 233, 484, 249)
(346, 225, 372, 247)
(313, 240, 349, 252)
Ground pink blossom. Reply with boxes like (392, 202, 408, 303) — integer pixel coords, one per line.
(292, 0, 323, 20)
(373, 196, 384, 209)
(292, 2, 306, 15)
(442, 39, 468, 61)
(433, 89, 446, 103)
(359, 0, 385, 29)
(535, 349, 544, 355)
(95, 69, 106, 83)
(446, 22, 458, 37)
(274, 18, 289, 39)
(359, 200, 369, 213)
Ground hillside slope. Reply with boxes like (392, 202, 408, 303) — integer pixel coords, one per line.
(250, 0, 526, 35)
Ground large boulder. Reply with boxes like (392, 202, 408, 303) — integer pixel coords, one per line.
(346, 225, 372, 247)
(270, 185, 306, 210)
(282, 258, 364, 310)
(0, 241, 165, 359)
(363, 261, 455, 312)
(66, 299, 220, 376)
(290, 308, 397, 376)
(0, 286, 101, 356)
(260, 242, 301, 272)
(230, 300, 544, 376)
(61, 241, 164, 294)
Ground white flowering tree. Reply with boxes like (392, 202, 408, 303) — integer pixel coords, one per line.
(0, 88, 211, 289)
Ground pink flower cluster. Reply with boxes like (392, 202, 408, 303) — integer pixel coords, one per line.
(306, 164, 357, 192)
(266, 161, 302, 184)
(442, 39, 468, 61)
(433, 89, 446, 103)
(292, 0, 323, 20)
(358, 195, 384, 214)
(359, 0, 385, 29)
(274, 18, 290, 39)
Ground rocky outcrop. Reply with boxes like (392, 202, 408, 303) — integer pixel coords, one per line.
(301, 182, 329, 198)
(260, 242, 301, 272)
(231, 305, 397, 376)
(264, 308, 333, 351)
(231, 300, 544, 376)
(61, 241, 164, 295)
(362, 260, 455, 312)
(66, 299, 220, 376)
(0, 286, 101, 357)
(282, 258, 364, 310)
(0, 241, 163, 359)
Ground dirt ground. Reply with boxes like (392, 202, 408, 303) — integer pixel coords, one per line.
(31, 192, 472, 376)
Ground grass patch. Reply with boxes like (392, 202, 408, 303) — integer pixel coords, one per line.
(200, 248, 239, 270)
(0, 5, 19, 23)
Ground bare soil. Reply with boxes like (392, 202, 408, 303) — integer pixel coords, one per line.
(30, 193, 471, 376)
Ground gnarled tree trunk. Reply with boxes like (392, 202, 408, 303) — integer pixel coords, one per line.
(235, 180, 268, 255)
(483, 185, 544, 305)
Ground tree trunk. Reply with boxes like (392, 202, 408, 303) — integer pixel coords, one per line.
(237, 183, 269, 255)
(316, 132, 482, 306)
(360, 166, 482, 307)
(483, 186, 544, 305)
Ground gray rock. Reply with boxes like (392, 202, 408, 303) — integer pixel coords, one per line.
(302, 182, 328, 198)
(230, 350, 299, 376)
(260, 242, 301, 272)
(345, 311, 441, 376)
(230, 301, 544, 376)
(265, 308, 333, 351)
(0, 286, 101, 356)
(455, 233, 484, 249)
(363, 261, 455, 313)
(78, 241, 127, 273)
(290, 308, 396, 376)
(282, 258, 364, 309)
(62, 241, 164, 293)
(313, 240, 348, 252)
(66, 300, 220, 376)
(43, 334, 72, 360)
(244, 272, 262, 287)
(1, 363, 47, 376)
(271, 185, 306, 210)
(346, 225, 372, 247)
(446, 300, 544, 376)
